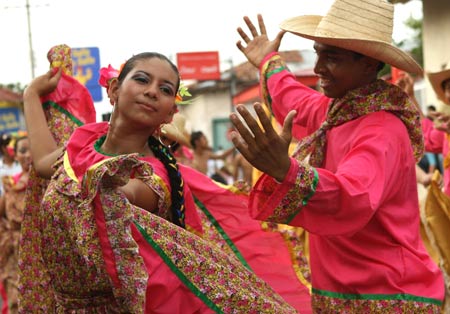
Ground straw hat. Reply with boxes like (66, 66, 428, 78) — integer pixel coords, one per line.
(161, 113, 192, 148)
(427, 61, 450, 103)
(279, 0, 422, 75)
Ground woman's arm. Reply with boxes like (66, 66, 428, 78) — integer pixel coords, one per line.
(23, 68, 64, 178)
(119, 179, 159, 213)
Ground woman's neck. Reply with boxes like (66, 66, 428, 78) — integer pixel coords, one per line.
(100, 130, 153, 157)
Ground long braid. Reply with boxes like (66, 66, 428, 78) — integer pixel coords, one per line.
(148, 136, 185, 228)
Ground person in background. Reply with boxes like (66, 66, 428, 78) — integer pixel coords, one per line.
(409, 60, 450, 312)
(398, 64, 450, 194)
(232, 151, 253, 190)
(190, 131, 234, 183)
(18, 51, 295, 313)
(160, 112, 194, 167)
(230, 0, 444, 312)
(0, 134, 21, 197)
(0, 135, 31, 314)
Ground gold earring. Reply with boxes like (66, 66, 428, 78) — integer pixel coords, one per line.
(108, 104, 115, 126)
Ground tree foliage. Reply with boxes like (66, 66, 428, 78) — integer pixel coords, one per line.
(379, 13, 423, 78)
(0, 83, 25, 94)
(396, 15, 423, 67)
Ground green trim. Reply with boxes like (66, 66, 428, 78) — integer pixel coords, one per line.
(134, 221, 224, 313)
(194, 196, 253, 272)
(312, 288, 443, 306)
(302, 167, 319, 207)
(286, 167, 319, 224)
(94, 134, 147, 157)
(43, 100, 84, 126)
(94, 135, 118, 157)
(266, 66, 286, 79)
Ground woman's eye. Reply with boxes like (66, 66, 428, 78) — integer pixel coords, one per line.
(160, 86, 174, 96)
(134, 76, 148, 83)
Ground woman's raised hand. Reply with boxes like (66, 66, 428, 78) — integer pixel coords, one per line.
(24, 67, 62, 98)
(236, 14, 285, 68)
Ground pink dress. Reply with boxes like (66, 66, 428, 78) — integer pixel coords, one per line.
(248, 53, 445, 313)
(18, 71, 312, 313)
(19, 122, 296, 313)
(421, 117, 449, 193)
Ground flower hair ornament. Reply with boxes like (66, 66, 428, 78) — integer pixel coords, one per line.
(98, 64, 193, 106)
(98, 64, 120, 92)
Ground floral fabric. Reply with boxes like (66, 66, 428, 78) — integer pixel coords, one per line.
(0, 172, 27, 313)
(18, 91, 96, 312)
(20, 121, 297, 313)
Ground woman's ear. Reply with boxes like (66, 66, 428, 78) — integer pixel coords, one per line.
(163, 105, 177, 124)
(108, 78, 119, 105)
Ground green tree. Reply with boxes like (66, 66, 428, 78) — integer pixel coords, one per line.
(0, 83, 25, 94)
(378, 14, 423, 78)
(396, 15, 423, 67)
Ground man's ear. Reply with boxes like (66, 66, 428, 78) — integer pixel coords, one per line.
(364, 57, 381, 74)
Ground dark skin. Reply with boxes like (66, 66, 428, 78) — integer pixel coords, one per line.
(230, 14, 382, 182)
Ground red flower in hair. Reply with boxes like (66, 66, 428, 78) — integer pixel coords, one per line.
(98, 64, 119, 89)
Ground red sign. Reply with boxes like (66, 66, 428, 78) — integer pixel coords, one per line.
(176, 51, 220, 81)
(391, 66, 405, 85)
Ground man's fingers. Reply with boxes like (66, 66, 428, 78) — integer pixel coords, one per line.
(230, 110, 256, 146)
(237, 27, 250, 44)
(253, 103, 276, 137)
(281, 110, 296, 141)
(236, 105, 266, 140)
(243, 16, 259, 38)
(257, 14, 267, 35)
(230, 131, 250, 158)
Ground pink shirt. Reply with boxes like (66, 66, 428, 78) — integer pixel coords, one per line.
(422, 117, 449, 194)
(249, 64, 444, 304)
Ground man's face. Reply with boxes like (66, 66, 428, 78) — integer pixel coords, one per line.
(313, 42, 377, 98)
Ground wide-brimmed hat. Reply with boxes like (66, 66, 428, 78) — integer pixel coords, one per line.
(161, 113, 192, 148)
(279, 0, 422, 75)
(427, 61, 450, 103)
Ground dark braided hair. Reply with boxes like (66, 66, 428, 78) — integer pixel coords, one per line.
(148, 136, 185, 228)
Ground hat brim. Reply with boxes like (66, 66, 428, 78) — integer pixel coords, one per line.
(280, 15, 422, 75)
(427, 69, 450, 103)
(161, 125, 191, 148)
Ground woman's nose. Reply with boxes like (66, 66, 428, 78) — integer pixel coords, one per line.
(144, 83, 159, 99)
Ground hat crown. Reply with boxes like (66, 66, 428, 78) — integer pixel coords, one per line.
(315, 0, 393, 43)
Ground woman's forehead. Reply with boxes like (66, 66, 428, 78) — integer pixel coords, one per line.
(132, 59, 178, 81)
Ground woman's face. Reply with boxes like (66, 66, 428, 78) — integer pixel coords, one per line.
(15, 138, 31, 172)
(113, 58, 178, 131)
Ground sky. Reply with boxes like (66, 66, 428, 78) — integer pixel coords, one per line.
(0, 0, 422, 115)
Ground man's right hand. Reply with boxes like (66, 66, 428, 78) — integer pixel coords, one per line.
(236, 14, 286, 68)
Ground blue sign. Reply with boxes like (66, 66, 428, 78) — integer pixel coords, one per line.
(72, 47, 102, 102)
(0, 107, 21, 133)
